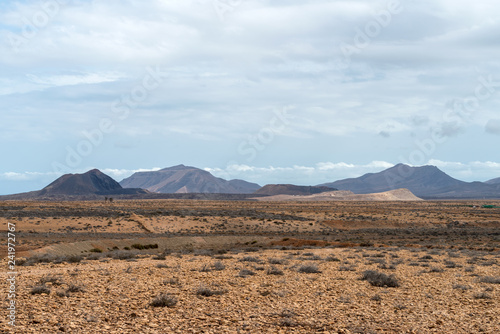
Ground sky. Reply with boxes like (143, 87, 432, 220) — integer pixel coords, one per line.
(1, 0, 500, 195)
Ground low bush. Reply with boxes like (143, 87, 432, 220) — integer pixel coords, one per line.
(479, 276, 500, 284)
(361, 270, 399, 287)
(150, 293, 178, 307)
(298, 264, 321, 274)
(238, 269, 256, 277)
(267, 266, 284, 276)
(66, 284, 85, 293)
(196, 285, 226, 297)
(239, 256, 261, 263)
(30, 285, 51, 295)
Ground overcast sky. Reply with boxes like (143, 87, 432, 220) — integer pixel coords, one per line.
(1, 0, 500, 194)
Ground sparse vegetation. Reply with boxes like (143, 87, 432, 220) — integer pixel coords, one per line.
(150, 293, 178, 307)
(213, 261, 226, 271)
(361, 270, 399, 287)
(239, 256, 261, 263)
(298, 263, 321, 274)
(238, 269, 256, 277)
(479, 276, 500, 284)
(31, 285, 51, 295)
(196, 285, 226, 297)
(131, 243, 159, 250)
(66, 283, 85, 293)
(267, 266, 284, 276)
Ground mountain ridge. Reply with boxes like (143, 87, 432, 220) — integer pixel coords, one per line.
(254, 184, 335, 196)
(319, 163, 500, 199)
(120, 165, 260, 194)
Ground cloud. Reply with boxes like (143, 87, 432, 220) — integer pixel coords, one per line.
(101, 168, 162, 181)
(485, 119, 500, 135)
(1, 0, 500, 194)
(26, 72, 127, 88)
(0, 171, 59, 181)
(206, 161, 397, 185)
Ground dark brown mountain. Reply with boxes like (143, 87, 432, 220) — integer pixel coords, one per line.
(0, 169, 147, 200)
(319, 163, 500, 199)
(120, 165, 260, 194)
(39, 169, 123, 195)
(254, 184, 335, 196)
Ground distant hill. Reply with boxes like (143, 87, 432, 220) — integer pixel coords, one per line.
(39, 169, 123, 195)
(252, 188, 422, 201)
(319, 163, 500, 199)
(0, 169, 147, 200)
(486, 177, 500, 185)
(120, 165, 260, 194)
(254, 184, 335, 196)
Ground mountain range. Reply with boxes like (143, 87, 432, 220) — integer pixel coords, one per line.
(319, 163, 500, 199)
(1, 163, 499, 200)
(120, 165, 260, 194)
(254, 184, 335, 196)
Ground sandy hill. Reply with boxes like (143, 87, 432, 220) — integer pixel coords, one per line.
(254, 184, 335, 196)
(120, 164, 260, 194)
(252, 188, 422, 201)
(319, 163, 500, 199)
(254, 189, 422, 201)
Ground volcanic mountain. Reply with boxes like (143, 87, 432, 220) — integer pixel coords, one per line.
(486, 177, 500, 185)
(254, 184, 335, 196)
(0, 169, 147, 200)
(120, 165, 261, 194)
(319, 163, 500, 199)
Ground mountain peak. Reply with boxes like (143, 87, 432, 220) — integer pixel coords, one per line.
(319, 164, 500, 199)
(160, 164, 193, 171)
(121, 164, 260, 194)
(40, 169, 123, 196)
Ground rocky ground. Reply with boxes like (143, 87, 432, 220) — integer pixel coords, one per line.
(1, 245, 499, 333)
(1, 200, 499, 333)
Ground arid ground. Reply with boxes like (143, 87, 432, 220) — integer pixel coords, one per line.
(1, 200, 499, 333)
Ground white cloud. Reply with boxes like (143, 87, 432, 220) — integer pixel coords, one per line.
(26, 72, 127, 88)
(485, 119, 500, 135)
(0, 171, 59, 181)
(1, 1, 500, 193)
(101, 168, 162, 181)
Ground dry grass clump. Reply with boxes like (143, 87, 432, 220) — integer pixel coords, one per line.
(361, 270, 399, 287)
(452, 284, 471, 290)
(239, 256, 261, 263)
(66, 283, 85, 293)
(267, 266, 284, 276)
(298, 263, 321, 274)
(39, 275, 63, 286)
(196, 285, 226, 297)
(164, 278, 180, 286)
(150, 293, 178, 307)
(212, 261, 226, 271)
(30, 285, 51, 295)
(479, 276, 500, 284)
(473, 292, 492, 299)
(238, 269, 256, 277)
(109, 250, 138, 260)
(268, 258, 287, 265)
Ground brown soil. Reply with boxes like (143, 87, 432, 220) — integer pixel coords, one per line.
(1, 199, 499, 332)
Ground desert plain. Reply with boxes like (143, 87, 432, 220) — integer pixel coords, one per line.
(1, 199, 500, 333)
